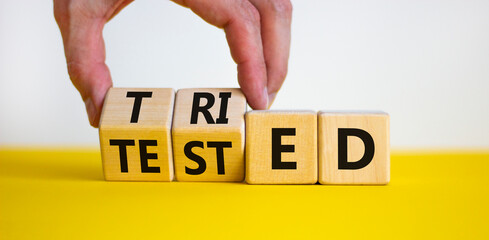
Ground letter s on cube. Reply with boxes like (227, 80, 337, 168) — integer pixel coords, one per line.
(172, 88, 246, 182)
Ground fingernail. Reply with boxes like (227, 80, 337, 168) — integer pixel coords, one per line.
(84, 98, 96, 127)
(268, 92, 277, 109)
(263, 87, 269, 109)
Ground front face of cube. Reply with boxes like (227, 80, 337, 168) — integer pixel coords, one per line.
(318, 113, 390, 184)
(172, 88, 246, 182)
(100, 129, 173, 181)
(245, 111, 318, 184)
(99, 88, 175, 181)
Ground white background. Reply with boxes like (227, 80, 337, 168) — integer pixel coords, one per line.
(1, 0, 488, 148)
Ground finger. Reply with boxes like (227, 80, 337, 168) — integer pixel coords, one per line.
(107, 0, 134, 21)
(172, 0, 269, 109)
(54, 1, 113, 127)
(248, 0, 292, 107)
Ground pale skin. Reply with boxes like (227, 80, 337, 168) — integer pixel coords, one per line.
(54, 0, 292, 127)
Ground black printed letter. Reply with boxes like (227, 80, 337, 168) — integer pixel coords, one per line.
(271, 128, 296, 169)
(109, 139, 135, 172)
(139, 140, 160, 173)
(190, 92, 215, 124)
(216, 92, 232, 124)
(207, 141, 232, 175)
(184, 141, 206, 175)
(126, 91, 152, 123)
(338, 128, 375, 169)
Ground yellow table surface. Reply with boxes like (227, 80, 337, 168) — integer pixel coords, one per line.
(1, 148, 488, 239)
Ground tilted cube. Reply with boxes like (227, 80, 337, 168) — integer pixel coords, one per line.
(99, 88, 175, 181)
(172, 88, 246, 181)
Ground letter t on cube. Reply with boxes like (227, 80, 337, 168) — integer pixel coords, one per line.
(99, 88, 175, 181)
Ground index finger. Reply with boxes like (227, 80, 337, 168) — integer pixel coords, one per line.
(172, 0, 269, 109)
(249, 0, 292, 107)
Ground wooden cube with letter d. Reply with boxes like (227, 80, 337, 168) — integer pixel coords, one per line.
(245, 111, 318, 184)
(318, 111, 390, 185)
(172, 88, 246, 182)
(99, 88, 175, 181)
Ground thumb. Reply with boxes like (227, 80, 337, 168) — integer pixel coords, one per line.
(68, 61, 112, 127)
(55, 2, 113, 127)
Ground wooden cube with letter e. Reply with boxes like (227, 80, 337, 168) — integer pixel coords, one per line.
(172, 88, 246, 182)
(318, 111, 390, 185)
(245, 111, 318, 184)
(99, 88, 175, 181)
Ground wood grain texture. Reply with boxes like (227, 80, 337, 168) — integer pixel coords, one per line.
(245, 111, 318, 184)
(318, 111, 390, 184)
(99, 88, 174, 181)
(172, 88, 246, 181)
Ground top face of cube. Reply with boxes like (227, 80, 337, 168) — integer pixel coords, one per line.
(245, 111, 318, 129)
(99, 88, 175, 129)
(318, 111, 388, 116)
(247, 110, 317, 116)
(318, 111, 389, 130)
(172, 88, 247, 131)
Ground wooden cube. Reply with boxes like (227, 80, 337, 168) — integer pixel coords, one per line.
(172, 88, 246, 181)
(318, 111, 390, 185)
(99, 88, 175, 181)
(245, 111, 318, 184)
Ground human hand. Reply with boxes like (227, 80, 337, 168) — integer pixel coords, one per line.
(54, 0, 292, 127)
